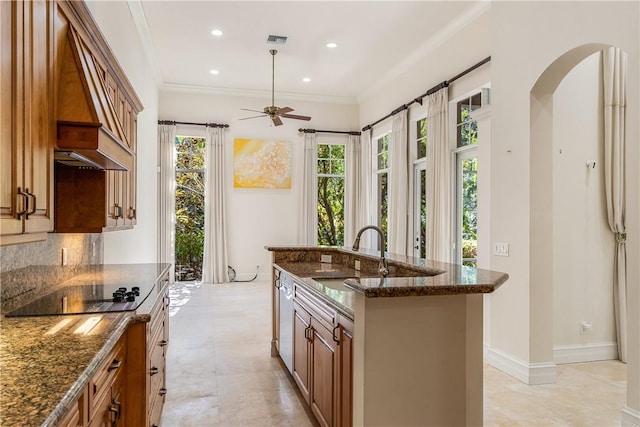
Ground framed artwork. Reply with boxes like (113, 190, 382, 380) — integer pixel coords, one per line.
(233, 138, 291, 189)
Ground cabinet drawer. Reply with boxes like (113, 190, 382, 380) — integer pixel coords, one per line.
(295, 284, 336, 332)
(148, 335, 166, 398)
(148, 389, 165, 427)
(89, 339, 125, 417)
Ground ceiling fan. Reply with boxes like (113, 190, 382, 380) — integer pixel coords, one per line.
(240, 49, 311, 126)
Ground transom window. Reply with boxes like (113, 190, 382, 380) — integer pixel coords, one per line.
(456, 93, 482, 147)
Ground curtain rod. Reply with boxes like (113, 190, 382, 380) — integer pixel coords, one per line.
(298, 128, 361, 136)
(361, 56, 491, 132)
(158, 120, 229, 128)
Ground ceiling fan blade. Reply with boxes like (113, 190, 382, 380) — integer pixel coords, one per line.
(281, 113, 311, 121)
(276, 106, 294, 114)
(271, 116, 283, 126)
(241, 108, 266, 114)
(239, 114, 268, 120)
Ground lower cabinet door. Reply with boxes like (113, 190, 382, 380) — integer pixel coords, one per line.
(292, 303, 311, 403)
(88, 388, 114, 427)
(310, 319, 338, 427)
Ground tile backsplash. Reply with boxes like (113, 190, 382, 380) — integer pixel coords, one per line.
(0, 233, 103, 312)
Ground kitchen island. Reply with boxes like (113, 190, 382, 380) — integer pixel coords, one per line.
(0, 263, 171, 427)
(267, 246, 508, 427)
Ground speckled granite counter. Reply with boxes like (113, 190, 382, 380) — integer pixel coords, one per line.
(0, 263, 171, 427)
(267, 246, 508, 317)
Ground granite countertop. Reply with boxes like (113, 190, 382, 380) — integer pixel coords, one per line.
(268, 246, 509, 317)
(0, 263, 171, 427)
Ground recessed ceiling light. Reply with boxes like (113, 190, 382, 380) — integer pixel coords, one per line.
(326, 42, 338, 49)
(302, 77, 311, 83)
(209, 69, 219, 75)
(211, 29, 223, 37)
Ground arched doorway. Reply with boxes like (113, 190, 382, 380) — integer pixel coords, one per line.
(529, 42, 625, 374)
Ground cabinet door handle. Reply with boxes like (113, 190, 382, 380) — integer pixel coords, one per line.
(25, 190, 36, 218)
(128, 207, 136, 219)
(305, 326, 313, 341)
(332, 325, 340, 344)
(16, 187, 28, 219)
(116, 204, 123, 219)
(107, 359, 122, 372)
(158, 340, 168, 347)
(150, 367, 159, 376)
(159, 387, 167, 396)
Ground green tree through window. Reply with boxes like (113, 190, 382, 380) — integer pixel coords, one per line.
(317, 144, 345, 246)
(175, 136, 205, 281)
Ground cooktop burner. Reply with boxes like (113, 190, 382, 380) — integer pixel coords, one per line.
(5, 283, 155, 317)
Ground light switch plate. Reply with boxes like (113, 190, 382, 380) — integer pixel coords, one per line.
(494, 242, 509, 257)
(355, 260, 361, 271)
(320, 254, 332, 263)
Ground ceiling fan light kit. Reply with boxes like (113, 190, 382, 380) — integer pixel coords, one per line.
(240, 49, 311, 126)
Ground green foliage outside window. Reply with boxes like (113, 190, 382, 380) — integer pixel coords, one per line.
(175, 136, 205, 281)
(317, 144, 345, 246)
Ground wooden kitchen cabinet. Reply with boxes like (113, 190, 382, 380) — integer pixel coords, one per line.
(292, 284, 353, 427)
(52, 0, 140, 234)
(125, 272, 170, 427)
(0, 0, 55, 245)
(88, 334, 127, 427)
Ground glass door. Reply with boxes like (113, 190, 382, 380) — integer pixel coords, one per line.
(413, 162, 426, 259)
(456, 149, 477, 266)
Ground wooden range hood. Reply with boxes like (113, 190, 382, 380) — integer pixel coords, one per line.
(56, 24, 137, 170)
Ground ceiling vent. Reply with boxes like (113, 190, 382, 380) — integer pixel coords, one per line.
(267, 35, 287, 45)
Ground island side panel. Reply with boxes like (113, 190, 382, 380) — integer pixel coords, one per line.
(352, 293, 483, 427)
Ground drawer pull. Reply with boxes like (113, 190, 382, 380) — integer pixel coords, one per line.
(107, 359, 122, 372)
(159, 387, 167, 396)
(158, 340, 168, 347)
(150, 367, 159, 376)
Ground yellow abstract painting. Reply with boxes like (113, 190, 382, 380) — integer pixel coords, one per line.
(233, 138, 291, 188)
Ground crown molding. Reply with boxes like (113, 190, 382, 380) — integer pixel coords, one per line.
(160, 83, 358, 105)
(127, 0, 163, 85)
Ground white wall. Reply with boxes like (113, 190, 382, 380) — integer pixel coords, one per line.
(87, 2, 160, 265)
(159, 90, 358, 279)
(491, 0, 639, 412)
(552, 52, 616, 358)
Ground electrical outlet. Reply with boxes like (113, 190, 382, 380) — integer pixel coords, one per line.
(321, 254, 332, 263)
(580, 321, 592, 334)
(91, 242, 96, 257)
(354, 260, 361, 271)
(494, 242, 509, 257)
(62, 248, 68, 266)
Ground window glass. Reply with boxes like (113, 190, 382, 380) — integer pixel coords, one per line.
(317, 143, 345, 246)
(416, 118, 427, 159)
(175, 136, 205, 281)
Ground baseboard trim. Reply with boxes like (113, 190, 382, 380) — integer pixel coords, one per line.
(485, 347, 557, 385)
(553, 342, 618, 364)
(622, 407, 640, 427)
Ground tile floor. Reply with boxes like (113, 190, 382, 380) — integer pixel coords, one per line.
(160, 280, 627, 427)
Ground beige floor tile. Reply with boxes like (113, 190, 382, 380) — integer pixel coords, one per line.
(161, 280, 627, 427)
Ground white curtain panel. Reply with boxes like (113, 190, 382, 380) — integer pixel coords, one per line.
(388, 109, 409, 255)
(357, 129, 373, 249)
(299, 132, 318, 245)
(345, 133, 361, 246)
(425, 88, 451, 262)
(202, 126, 229, 284)
(157, 124, 176, 282)
(603, 47, 627, 363)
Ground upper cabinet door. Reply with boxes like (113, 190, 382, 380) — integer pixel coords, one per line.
(0, 0, 54, 242)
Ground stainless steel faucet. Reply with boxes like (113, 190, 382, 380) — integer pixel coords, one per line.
(352, 225, 389, 276)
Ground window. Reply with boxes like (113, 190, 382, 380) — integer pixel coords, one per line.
(317, 143, 345, 246)
(175, 136, 205, 281)
(375, 134, 389, 252)
(456, 92, 481, 147)
(413, 118, 427, 259)
(453, 91, 484, 266)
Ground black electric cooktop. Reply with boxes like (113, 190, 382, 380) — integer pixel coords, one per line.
(5, 283, 155, 317)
